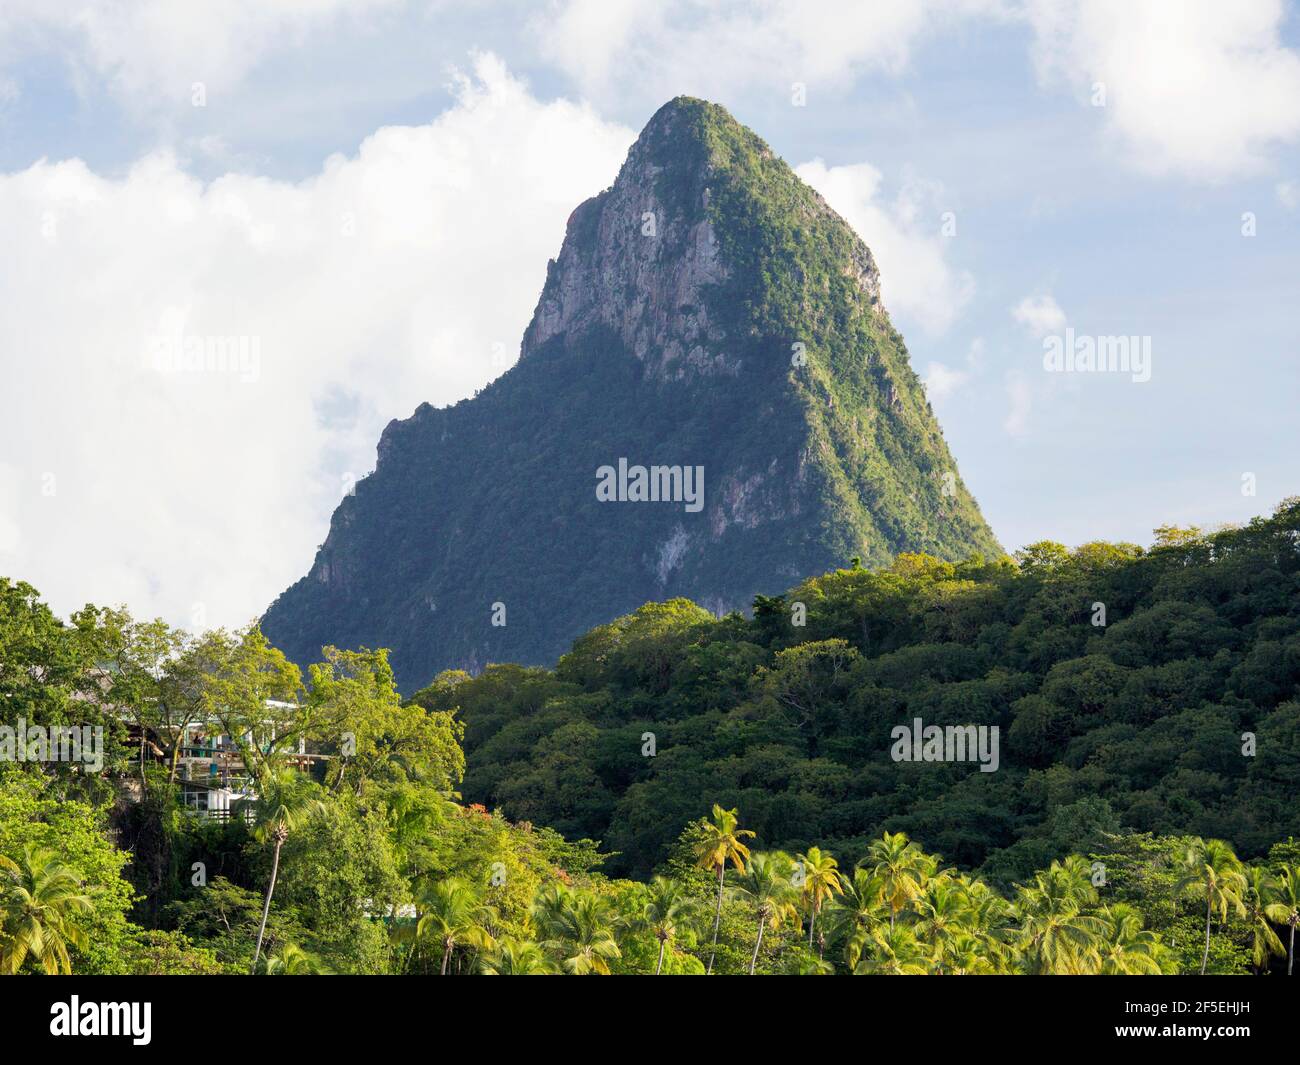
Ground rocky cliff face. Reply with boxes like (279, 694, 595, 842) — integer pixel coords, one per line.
(523, 106, 732, 380)
(262, 98, 1001, 692)
(523, 102, 879, 381)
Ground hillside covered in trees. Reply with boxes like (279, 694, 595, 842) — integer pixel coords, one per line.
(0, 498, 1297, 975)
(424, 499, 1300, 886)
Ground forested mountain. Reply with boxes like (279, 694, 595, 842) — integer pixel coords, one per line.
(413, 499, 1300, 884)
(262, 97, 1000, 691)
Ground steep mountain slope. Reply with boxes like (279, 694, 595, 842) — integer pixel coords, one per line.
(263, 97, 1001, 692)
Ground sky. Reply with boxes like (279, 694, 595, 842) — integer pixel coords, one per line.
(1, 0, 1298, 633)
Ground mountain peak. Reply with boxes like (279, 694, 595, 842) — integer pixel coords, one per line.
(631, 95, 751, 165)
(522, 96, 877, 376)
(639, 94, 723, 133)
(263, 101, 1000, 692)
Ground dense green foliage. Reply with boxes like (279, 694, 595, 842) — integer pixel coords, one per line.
(420, 499, 1300, 886)
(2, 499, 1298, 975)
(262, 97, 998, 692)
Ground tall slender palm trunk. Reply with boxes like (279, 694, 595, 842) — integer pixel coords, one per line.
(1288, 923, 1295, 976)
(655, 938, 667, 976)
(1200, 895, 1213, 975)
(749, 917, 767, 975)
(707, 864, 724, 975)
(251, 837, 283, 973)
(441, 937, 453, 975)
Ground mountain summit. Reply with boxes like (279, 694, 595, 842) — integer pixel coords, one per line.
(263, 98, 1001, 691)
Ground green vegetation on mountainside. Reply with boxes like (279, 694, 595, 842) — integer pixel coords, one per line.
(414, 499, 1300, 883)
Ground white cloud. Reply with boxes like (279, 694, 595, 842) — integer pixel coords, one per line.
(0, 54, 633, 629)
(537, 0, 1005, 105)
(923, 362, 970, 402)
(1024, 0, 1300, 180)
(1277, 180, 1300, 210)
(1012, 293, 1067, 337)
(1003, 372, 1032, 437)
(0, 0, 404, 111)
(924, 338, 985, 402)
(10, 1, 1298, 192)
(796, 158, 974, 334)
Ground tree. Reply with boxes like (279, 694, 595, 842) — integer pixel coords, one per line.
(1013, 541, 1071, 574)
(693, 804, 755, 974)
(864, 832, 933, 931)
(1012, 857, 1103, 975)
(637, 877, 702, 975)
(1176, 839, 1247, 976)
(381, 780, 454, 883)
(1242, 867, 1284, 973)
(1264, 866, 1300, 976)
(830, 867, 887, 970)
(912, 875, 972, 972)
(1093, 904, 1168, 975)
(729, 851, 800, 974)
(263, 943, 327, 975)
(759, 639, 857, 757)
(532, 886, 622, 975)
(0, 777, 136, 975)
(308, 646, 464, 794)
(122, 930, 225, 975)
(74, 607, 183, 789)
(480, 938, 553, 975)
(162, 877, 274, 969)
(416, 877, 495, 975)
(2, 580, 94, 738)
(957, 879, 1013, 973)
(242, 770, 327, 974)
(795, 846, 842, 955)
(0, 846, 93, 974)
(199, 626, 306, 791)
(854, 924, 929, 975)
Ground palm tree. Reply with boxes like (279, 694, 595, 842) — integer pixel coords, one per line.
(787, 953, 835, 975)
(853, 924, 929, 975)
(480, 937, 553, 975)
(912, 875, 971, 972)
(829, 867, 888, 970)
(416, 878, 496, 975)
(242, 769, 328, 974)
(0, 846, 93, 975)
(1094, 904, 1168, 975)
(1175, 838, 1247, 976)
(728, 851, 800, 974)
(533, 886, 622, 975)
(940, 932, 999, 975)
(863, 831, 932, 931)
(638, 876, 701, 975)
(263, 942, 327, 975)
(1242, 867, 1284, 973)
(1264, 865, 1300, 976)
(1012, 858, 1103, 975)
(955, 877, 1014, 973)
(693, 804, 755, 974)
(795, 846, 842, 955)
